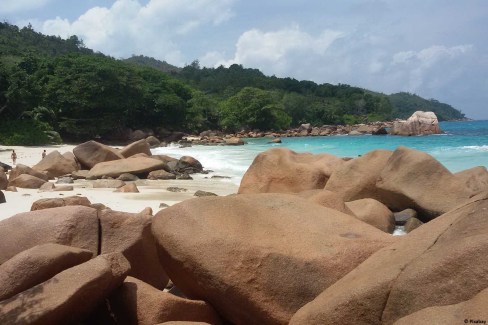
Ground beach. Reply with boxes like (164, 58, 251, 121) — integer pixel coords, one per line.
(0, 144, 239, 220)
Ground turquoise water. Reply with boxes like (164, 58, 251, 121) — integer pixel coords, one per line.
(153, 120, 488, 185)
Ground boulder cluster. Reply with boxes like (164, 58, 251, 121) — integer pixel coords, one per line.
(1, 144, 488, 324)
(0, 138, 205, 195)
(180, 111, 442, 146)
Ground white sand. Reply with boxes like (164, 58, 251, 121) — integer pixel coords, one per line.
(0, 144, 239, 220)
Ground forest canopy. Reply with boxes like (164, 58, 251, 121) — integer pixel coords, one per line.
(0, 22, 465, 144)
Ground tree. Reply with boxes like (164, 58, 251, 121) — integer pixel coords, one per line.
(219, 87, 291, 131)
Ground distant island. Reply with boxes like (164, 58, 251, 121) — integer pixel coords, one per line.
(0, 22, 466, 145)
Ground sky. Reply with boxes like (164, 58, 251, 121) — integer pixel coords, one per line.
(2, 0, 488, 119)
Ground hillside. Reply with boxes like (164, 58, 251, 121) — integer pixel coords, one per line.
(0, 22, 465, 144)
(389, 92, 465, 121)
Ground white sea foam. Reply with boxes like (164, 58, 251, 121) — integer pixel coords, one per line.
(461, 145, 488, 151)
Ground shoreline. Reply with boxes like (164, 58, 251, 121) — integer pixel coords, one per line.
(0, 144, 238, 220)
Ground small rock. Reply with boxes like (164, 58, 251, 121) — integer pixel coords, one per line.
(167, 187, 187, 193)
(159, 203, 169, 208)
(404, 217, 424, 233)
(194, 190, 218, 197)
(56, 176, 74, 184)
(54, 186, 74, 192)
(394, 209, 418, 225)
(0, 190, 5, 204)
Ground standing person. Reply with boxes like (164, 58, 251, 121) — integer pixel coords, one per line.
(11, 150, 17, 165)
(42, 150, 46, 159)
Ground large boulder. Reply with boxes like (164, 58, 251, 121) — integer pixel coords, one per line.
(8, 163, 49, 182)
(100, 210, 168, 289)
(390, 111, 441, 135)
(152, 193, 396, 324)
(173, 156, 203, 174)
(0, 243, 93, 301)
(33, 150, 79, 178)
(455, 166, 488, 196)
(0, 206, 99, 264)
(324, 149, 393, 202)
(109, 277, 221, 325)
(88, 156, 166, 179)
(73, 140, 124, 169)
(0, 253, 130, 325)
(376, 146, 472, 220)
(345, 198, 395, 233)
(8, 174, 47, 189)
(120, 139, 152, 158)
(239, 148, 344, 194)
(394, 286, 488, 325)
(296, 189, 355, 216)
(289, 192, 488, 325)
(30, 196, 92, 211)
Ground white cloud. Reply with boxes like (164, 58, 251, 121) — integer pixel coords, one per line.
(390, 45, 474, 92)
(211, 25, 344, 74)
(40, 0, 235, 64)
(0, 0, 53, 14)
(393, 45, 473, 66)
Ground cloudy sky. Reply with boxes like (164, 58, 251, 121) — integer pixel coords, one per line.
(2, 0, 487, 119)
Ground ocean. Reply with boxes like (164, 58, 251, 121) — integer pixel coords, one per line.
(152, 120, 488, 185)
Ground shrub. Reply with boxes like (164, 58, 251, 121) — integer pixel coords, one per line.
(0, 119, 56, 145)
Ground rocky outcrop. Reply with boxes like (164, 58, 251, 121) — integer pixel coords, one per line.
(0, 253, 130, 325)
(325, 149, 393, 202)
(87, 156, 166, 179)
(33, 150, 79, 178)
(345, 198, 395, 233)
(376, 146, 472, 220)
(8, 174, 47, 189)
(0, 206, 99, 263)
(109, 277, 221, 325)
(100, 210, 168, 289)
(73, 140, 124, 169)
(239, 148, 344, 194)
(30, 196, 92, 211)
(120, 139, 152, 158)
(0, 243, 93, 301)
(390, 111, 441, 136)
(289, 193, 488, 325)
(455, 165, 488, 196)
(296, 189, 355, 216)
(152, 193, 395, 324)
(8, 164, 49, 182)
(394, 286, 488, 325)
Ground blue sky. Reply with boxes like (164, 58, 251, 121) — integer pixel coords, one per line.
(2, 0, 488, 119)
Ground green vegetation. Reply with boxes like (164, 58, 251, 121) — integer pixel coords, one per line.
(0, 22, 465, 145)
(389, 92, 465, 121)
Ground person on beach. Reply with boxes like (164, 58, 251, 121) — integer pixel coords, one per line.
(11, 150, 17, 165)
(42, 150, 46, 159)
